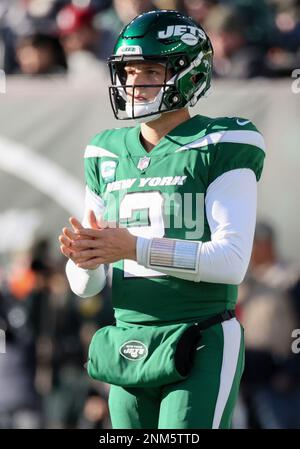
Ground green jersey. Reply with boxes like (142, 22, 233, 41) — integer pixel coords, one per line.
(84, 114, 265, 323)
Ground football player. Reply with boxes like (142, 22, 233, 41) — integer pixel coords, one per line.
(59, 10, 265, 429)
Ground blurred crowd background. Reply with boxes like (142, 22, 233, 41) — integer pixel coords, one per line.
(1, 0, 300, 430)
(1, 0, 300, 78)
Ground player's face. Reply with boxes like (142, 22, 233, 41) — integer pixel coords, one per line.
(124, 62, 172, 103)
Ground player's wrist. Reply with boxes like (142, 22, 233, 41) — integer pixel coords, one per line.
(70, 258, 100, 271)
(127, 235, 138, 261)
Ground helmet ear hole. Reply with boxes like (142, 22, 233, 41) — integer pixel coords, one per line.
(191, 73, 204, 85)
(173, 55, 189, 71)
(170, 94, 181, 104)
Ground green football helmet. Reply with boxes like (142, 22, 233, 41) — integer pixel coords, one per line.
(108, 10, 213, 122)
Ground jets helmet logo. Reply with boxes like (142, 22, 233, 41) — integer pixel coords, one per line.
(116, 45, 142, 55)
(158, 25, 207, 46)
(119, 340, 148, 361)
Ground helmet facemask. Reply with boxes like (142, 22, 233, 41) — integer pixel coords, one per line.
(108, 49, 212, 122)
(108, 56, 183, 122)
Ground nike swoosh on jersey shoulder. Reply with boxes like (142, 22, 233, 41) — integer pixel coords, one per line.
(236, 119, 251, 126)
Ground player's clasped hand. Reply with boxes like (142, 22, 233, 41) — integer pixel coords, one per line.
(59, 210, 137, 269)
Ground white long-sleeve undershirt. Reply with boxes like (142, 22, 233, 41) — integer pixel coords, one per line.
(66, 168, 257, 297)
(137, 168, 257, 284)
(198, 168, 257, 283)
(66, 260, 107, 298)
(65, 187, 107, 297)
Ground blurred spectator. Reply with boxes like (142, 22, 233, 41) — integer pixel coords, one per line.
(176, 0, 218, 26)
(0, 280, 42, 428)
(0, 27, 16, 74)
(15, 33, 67, 75)
(99, 0, 157, 40)
(0, 0, 66, 73)
(78, 383, 111, 429)
(237, 222, 300, 428)
(112, 0, 157, 25)
(208, 7, 267, 78)
(56, 3, 113, 78)
(1, 0, 300, 77)
(264, 0, 300, 76)
(222, 0, 276, 47)
(40, 280, 113, 428)
(24, 244, 113, 428)
(0, 1, 113, 75)
(0, 236, 114, 429)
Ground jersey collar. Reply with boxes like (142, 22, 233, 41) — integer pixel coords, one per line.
(125, 115, 207, 160)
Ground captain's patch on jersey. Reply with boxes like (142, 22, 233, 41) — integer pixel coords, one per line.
(101, 160, 117, 182)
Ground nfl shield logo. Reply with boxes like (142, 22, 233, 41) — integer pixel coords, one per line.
(137, 156, 150, 171)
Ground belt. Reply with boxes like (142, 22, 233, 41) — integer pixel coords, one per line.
(196, 309, 236, 331)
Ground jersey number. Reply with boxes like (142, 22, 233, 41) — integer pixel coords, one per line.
(119, 191, 165, 278)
